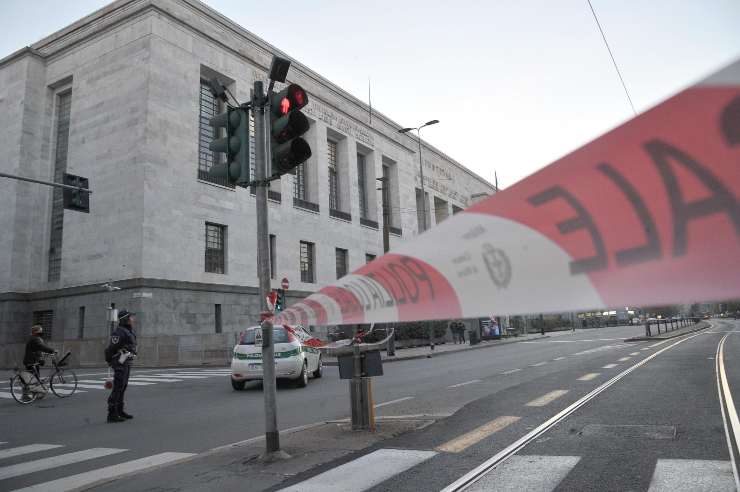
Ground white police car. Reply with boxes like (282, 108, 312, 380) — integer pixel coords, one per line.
(230, 324, 323, 390)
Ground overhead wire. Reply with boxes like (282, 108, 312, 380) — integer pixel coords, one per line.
(586, 0, 637, 116)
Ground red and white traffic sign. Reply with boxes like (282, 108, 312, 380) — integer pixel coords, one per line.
(281, 277, 290, 290)
(276, 57, 740, 328)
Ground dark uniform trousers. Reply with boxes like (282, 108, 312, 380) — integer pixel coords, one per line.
(107, 363, 131, 415)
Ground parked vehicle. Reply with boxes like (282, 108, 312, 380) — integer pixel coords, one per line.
(230, 325, 323, 390)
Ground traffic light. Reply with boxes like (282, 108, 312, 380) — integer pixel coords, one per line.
(63, 173, 89, 213)
(270, 84, 311, 177)
(208, 106, 250, 186)
(275, 289, 285, 313)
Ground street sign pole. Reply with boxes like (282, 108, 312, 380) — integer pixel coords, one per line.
(254, 80, 284, 459)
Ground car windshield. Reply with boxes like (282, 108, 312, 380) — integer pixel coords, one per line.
(239, 327, 290, 345)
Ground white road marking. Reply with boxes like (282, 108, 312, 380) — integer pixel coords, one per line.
(630, 352, 640, 356)
(0, 448, 126, 480)
(277, 449, 437, 492)
(502, 369, 521, 375)
(602, 364, 618, 369)
(437, 416, 521, 453)
(0, 444, 63, 460)
(618, 357, 632, 362)
(447, 380, 482, 389)
(442, 329, 710, 492)
(128, 378, 183, 383)
(149, 375, 210, 379)
(648, 459, 734, 491)
(12, 452, 196, 492)
(465, 455, 581, 492)
(0, 391, 15, 399)
(577, 373, 600, 381)
(553, 357, 566, 361)
(525, 390, 569, 407)
(374, 397, 414, 408)
(649, 340, 671, 348)
(530, 362, 548, 367)
(76, 380, 155, 386)
(641, 347, 651, 351)
(52, 384, 105, 390)
(717, 331, 740, 490)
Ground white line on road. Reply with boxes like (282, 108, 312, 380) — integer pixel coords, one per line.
(53, 384, 106, 390)
(442, 329, 710, 492)
(618, 357, 632, 362)
(630, 352, 640, 356)
(11, 452, 197, 492)
(374, 397, 414, 408)
(530, 362, 548, 367)
(0, 448, 126, 480)
(525, 390, 568, 407)
(602, 364, 618, 369)
(553, 357, 566, 361)
(465, 455, 581, 492)
(0, 391, 15, 399)
(577, 373, 600, 381)
(149, 375, 210, 379)
(277, 449, 437, 492)
(0, 444, 63, 460)
(76, 380, 155, 386)
(716, 330, 740, 490)
(447, 380, 483, 389)
(128, 378, 183, 383)
(501, 369, 521, 375)
(649, 340, 672, 348)
(642, 348, 652, 351)
(648, 459, 735, 491)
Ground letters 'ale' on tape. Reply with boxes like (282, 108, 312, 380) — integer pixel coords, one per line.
(276, 59, 740, 327)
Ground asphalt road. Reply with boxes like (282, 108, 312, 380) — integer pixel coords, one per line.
(2, 322, 735, 491)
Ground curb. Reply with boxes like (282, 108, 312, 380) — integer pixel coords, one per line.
(323, 335, 552, 366)
(624, 322, 710, 342)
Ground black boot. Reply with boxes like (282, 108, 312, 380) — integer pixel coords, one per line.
(119, 410, 133, 419)
(107, 413, 125, 423)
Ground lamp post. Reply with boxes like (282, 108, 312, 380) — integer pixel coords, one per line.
(399, 119, 438, 233)
(399, 119, 439, 352)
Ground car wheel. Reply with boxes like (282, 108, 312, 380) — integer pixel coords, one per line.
(312, 356, 323, 379)
(297, 361, 308, 388)
(231, 379, 246, 391)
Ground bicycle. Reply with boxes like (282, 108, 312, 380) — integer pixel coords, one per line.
(10, 351, 78, 404)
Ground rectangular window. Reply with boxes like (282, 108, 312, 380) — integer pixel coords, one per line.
(335, 248, 348, 279)
(269, 234, 276, 280)
(215, 304, 222, 334)
(78, 306, 85, 339)
(300, 241, 315, 283)
(382, 164, 391, 227)
(293, 162, 306, 200)
(328, 140, 339, 210)
(205, 222, 226, 274)
(49, 91, 72, 281)
(198, 80, 234, 188)
(357, 153, 368, 219)
(365, 253, 376, 264)
(33, 310, 54, 340)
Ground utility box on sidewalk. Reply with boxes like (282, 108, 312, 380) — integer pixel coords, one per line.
(338, 350, 383, 379)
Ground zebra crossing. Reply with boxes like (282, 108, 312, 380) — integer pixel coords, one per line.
(0, 368, 233, 399)
(278, 450, 736, 491)
(0, 441, 195, 491)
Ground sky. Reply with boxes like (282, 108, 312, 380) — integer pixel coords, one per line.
(1, 0, 739, 188)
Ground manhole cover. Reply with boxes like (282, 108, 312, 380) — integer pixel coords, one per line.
(581, 424, 676, 440)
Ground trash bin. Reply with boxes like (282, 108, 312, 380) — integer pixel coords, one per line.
(469, 330, 480, 345)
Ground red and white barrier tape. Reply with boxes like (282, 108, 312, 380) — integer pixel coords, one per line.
(277, 59, 740, 327)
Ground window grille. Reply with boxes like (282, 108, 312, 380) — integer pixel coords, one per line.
(205, 222, 226, 274)
(48, 91, 71, 281)
(336, 248, 348, 279)
(197, 81, 234, 188)
(357, 154, 368, 219)
(293, 163, 306, 200)
(33, 310, 54, 340)
(328, 140, 338, 210)
(300, 241, 315, 283)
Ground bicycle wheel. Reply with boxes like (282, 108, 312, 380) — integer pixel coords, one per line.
(50, 369, 78, 397)
(10, 375, 37, 404)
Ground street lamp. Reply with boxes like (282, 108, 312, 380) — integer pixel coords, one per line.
(399, 119, 439, 234)
(399, 120, 439, 352)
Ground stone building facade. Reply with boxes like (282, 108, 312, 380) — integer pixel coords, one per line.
(0, 0, 495, 344)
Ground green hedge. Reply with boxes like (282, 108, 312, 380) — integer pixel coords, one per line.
(368, 321, 448, 341)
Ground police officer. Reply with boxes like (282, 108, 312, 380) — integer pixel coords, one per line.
(105, 309, 137, 423)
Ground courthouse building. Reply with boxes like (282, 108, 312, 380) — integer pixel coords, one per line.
(0, 0, 495, 344)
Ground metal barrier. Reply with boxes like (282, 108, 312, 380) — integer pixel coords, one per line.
(644, 317, 701, 337)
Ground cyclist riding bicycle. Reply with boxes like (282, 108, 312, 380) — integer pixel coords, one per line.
(22, 325, 57, 396)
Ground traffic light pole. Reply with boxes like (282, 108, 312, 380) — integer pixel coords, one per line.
(254, 80, 284, 459)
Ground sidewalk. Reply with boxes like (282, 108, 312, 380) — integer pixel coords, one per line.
(624, 321, 709, 342)
(94, 416, 438, 492)
(323, 329, 579, 366)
